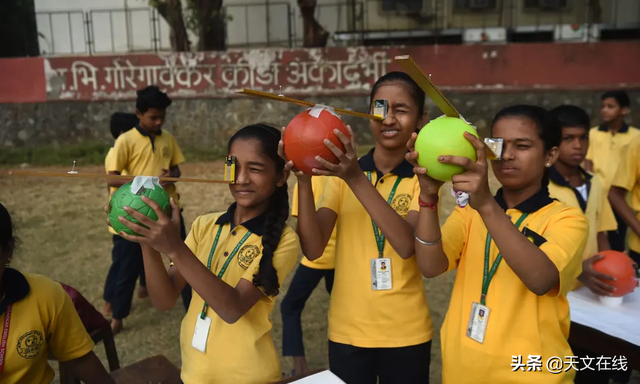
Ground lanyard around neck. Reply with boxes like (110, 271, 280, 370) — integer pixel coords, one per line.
(366, 171, 403, 258)
(200, 226, 252, 319)
(480, 213, 529, 305)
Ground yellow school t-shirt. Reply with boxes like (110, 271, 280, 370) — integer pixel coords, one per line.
(105, 147, 130, 198)
(1, 269, 95, 384)
(105, 147, 131, 235)
(109, 127, 186, 206)
(548, 166, 617, 290)
(179, 206, 300, 384)
(586, 124, 640, 189)
(291, 177, 336, 270)
(317, 150, 433, 348)
(439, 188, 587, 384)
(612, 136, 640, 253)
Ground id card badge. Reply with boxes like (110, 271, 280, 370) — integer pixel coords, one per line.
(466, 302, 490, 344)
(370, 258, 392, 291)
(191, 316, 212, 353)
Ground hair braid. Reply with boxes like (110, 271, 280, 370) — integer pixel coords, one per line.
(253, 184, 289, 296)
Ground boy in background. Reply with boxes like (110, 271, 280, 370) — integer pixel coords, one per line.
(607, 136, 640, 384)
(104, 86, 191, 333)
(549, 105, 618, 295)
(610, 134, 640, 264)
(585, 90, 639, 252)
(551, 105, 631, 384)
(103, 112, 148, 314)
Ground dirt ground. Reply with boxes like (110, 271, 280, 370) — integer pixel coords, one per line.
(1, 161, 638, 384)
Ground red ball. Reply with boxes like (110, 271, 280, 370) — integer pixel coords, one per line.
(283, 108, 351, 175)
(593, 250, 639, 297)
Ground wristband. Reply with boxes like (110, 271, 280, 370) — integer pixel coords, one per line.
(418, 196, 438, 211)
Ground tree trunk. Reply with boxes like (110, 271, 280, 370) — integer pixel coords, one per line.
(297, 0, 329, 48)
(154, 0, 191, 51)
(196, 0, 226, 51)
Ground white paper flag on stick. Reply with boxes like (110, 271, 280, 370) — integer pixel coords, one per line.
(131, 176, 163, 194)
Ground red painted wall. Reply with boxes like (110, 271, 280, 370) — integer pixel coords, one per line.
(0, 58, 46, 104)
(0, 42, 638, 104)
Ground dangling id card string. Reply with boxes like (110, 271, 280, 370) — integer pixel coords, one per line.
(192, 226, 252, 353)
(467, 213, 529, 344)
(366, 172, 402, 291)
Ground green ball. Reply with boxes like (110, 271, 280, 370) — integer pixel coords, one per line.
(415, 117, 480, 182)
(107, 181, 171, 237)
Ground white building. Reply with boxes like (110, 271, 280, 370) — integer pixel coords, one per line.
(34, 0, 640, 56)
(34, 0, 355, 55)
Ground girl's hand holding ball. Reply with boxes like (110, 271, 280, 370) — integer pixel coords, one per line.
(405, 132, 443, 202)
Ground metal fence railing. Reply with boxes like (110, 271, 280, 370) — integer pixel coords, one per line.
(35, 11, 88, 55)
(225, 2, 292, 48)
(33, 0, 640, 56)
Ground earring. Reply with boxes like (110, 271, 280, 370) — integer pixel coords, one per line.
(546, 163, 550, 167)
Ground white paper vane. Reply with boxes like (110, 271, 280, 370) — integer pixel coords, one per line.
(308, 104, 341, 119)
(130, 176, 163, 194)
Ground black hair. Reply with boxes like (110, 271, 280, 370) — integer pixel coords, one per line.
(110, 112, 139, 139)
(491, 105, 562, 151)
(549, 105, 591, 131)
(0, 203, 17, 261)
(601, 90, 630, 109)
(491, 105, 562, 186)
(136, 85, 172, 114)
(228, 124, 289, 297)
(370, 71, 426, 117)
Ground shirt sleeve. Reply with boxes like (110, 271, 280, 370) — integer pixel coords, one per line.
(292, 177, 328, 218)
(594, 176, 617, 233)
(47, 283, 95, 362)
(542, 207, 588, 297)
(241, 228, 301, 302)
(317, 176, 343, 214)
(110, 135, 130, 173)
(170, 135, 186, 167)
(104, 148, 115, 174)
(611, 138, 640, 192)
(585, 129, 595, 162)
(184, 215, 202, 258)
(408, 180, 422, 213)
(441, 205, 469, 272)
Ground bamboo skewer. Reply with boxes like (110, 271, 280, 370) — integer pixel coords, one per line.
(237, 89, 384, 121)
(2, 170, 231, 184)
(394, 55, 461, 118)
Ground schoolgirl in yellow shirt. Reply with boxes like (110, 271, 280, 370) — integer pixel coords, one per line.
(284, 72, 434, 383)
(0, 203, 114, 384)
(409, 105, 588, 383)
(113, 124, 300, 384)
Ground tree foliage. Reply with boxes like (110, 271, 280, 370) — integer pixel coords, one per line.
(150, 0, 328, 51)
(150, 0, 225, 51)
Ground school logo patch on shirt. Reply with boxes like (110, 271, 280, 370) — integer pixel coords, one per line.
(391, 194, 412, 218)
(238, 245, 261, 270)
(522, 227, 547, 247)
(17, 330, 44, 359)
(161, 146, 170, 158)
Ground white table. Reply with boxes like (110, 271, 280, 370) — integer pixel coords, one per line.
(568, 287, 640, 347)
(568, 287, 640, 370)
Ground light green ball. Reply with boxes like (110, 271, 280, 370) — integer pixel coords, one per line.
(107, 181, 171, 237)
(415, 117, 479, 182)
